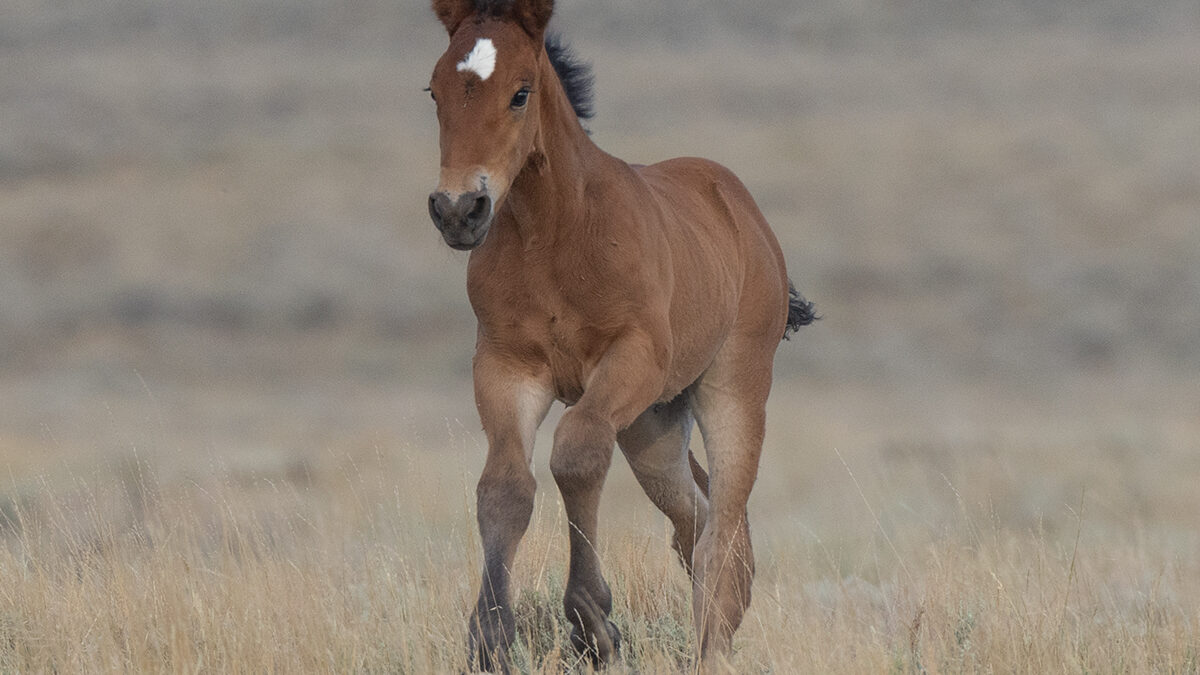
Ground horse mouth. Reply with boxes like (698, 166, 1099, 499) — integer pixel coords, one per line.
(444, 227, 489, 251)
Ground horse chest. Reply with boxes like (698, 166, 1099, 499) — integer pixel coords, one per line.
(474, 287, 598, 400)
(470, 241, 631, 400)
(544, 309, 592, 358)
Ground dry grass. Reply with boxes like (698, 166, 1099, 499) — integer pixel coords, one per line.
(3, 398, 1198, 673)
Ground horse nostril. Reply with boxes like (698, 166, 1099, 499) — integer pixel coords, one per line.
(467, 194, 491, 223)
(429, 189, 489, 236)
(428, 193, 446, 230)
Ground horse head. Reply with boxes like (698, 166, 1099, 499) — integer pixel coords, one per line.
(426, 0, 555, 250)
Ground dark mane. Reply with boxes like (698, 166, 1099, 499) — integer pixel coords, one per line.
(544, 34, 595, 121)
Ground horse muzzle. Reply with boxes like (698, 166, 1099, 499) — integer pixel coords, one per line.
(428, 188, 493, 250)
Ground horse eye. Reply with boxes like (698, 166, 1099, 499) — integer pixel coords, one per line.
(510, 87, 530, 109)
(425, 87, 436, 102)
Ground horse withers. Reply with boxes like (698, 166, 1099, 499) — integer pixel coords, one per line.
(424, 0, 815, 670)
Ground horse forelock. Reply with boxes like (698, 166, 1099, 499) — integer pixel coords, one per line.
(469, 0, 509, 18)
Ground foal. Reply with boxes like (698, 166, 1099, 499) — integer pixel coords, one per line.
(424, 0, 815, 669)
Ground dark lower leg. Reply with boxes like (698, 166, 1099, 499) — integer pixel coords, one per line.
(468, 463, 536, 672)
(562, 483, 621, 664)
(552, 408, 621, 666)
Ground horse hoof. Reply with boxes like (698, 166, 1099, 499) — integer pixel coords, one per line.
(466, 647, 509, 675)
(467, 625, 511, 674)
(569, 619, 621, 667)
(467, 643, 506, 674)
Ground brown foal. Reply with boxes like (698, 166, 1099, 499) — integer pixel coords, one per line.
(424, 0, 815, 670)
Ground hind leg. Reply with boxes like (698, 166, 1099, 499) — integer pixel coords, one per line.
(689, 345, 773, 661)
(617, 393, 709, 574)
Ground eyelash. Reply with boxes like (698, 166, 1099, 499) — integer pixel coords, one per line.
(510, 87, 532, 109)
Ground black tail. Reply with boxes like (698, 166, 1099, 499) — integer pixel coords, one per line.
(783, 281, 817, 340)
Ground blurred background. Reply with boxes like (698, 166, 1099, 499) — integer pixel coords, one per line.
(2, 0, 1198, 536)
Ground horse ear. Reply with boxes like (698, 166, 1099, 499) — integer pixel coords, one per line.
(432, 0, 474, 35)
(511, 0, 554, 38)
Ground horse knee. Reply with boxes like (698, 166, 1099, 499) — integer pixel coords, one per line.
(551, 408, 616, 489)
(476, 464, 536, 535)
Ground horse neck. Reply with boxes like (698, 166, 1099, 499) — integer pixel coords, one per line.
(502, 57, 606, 239)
